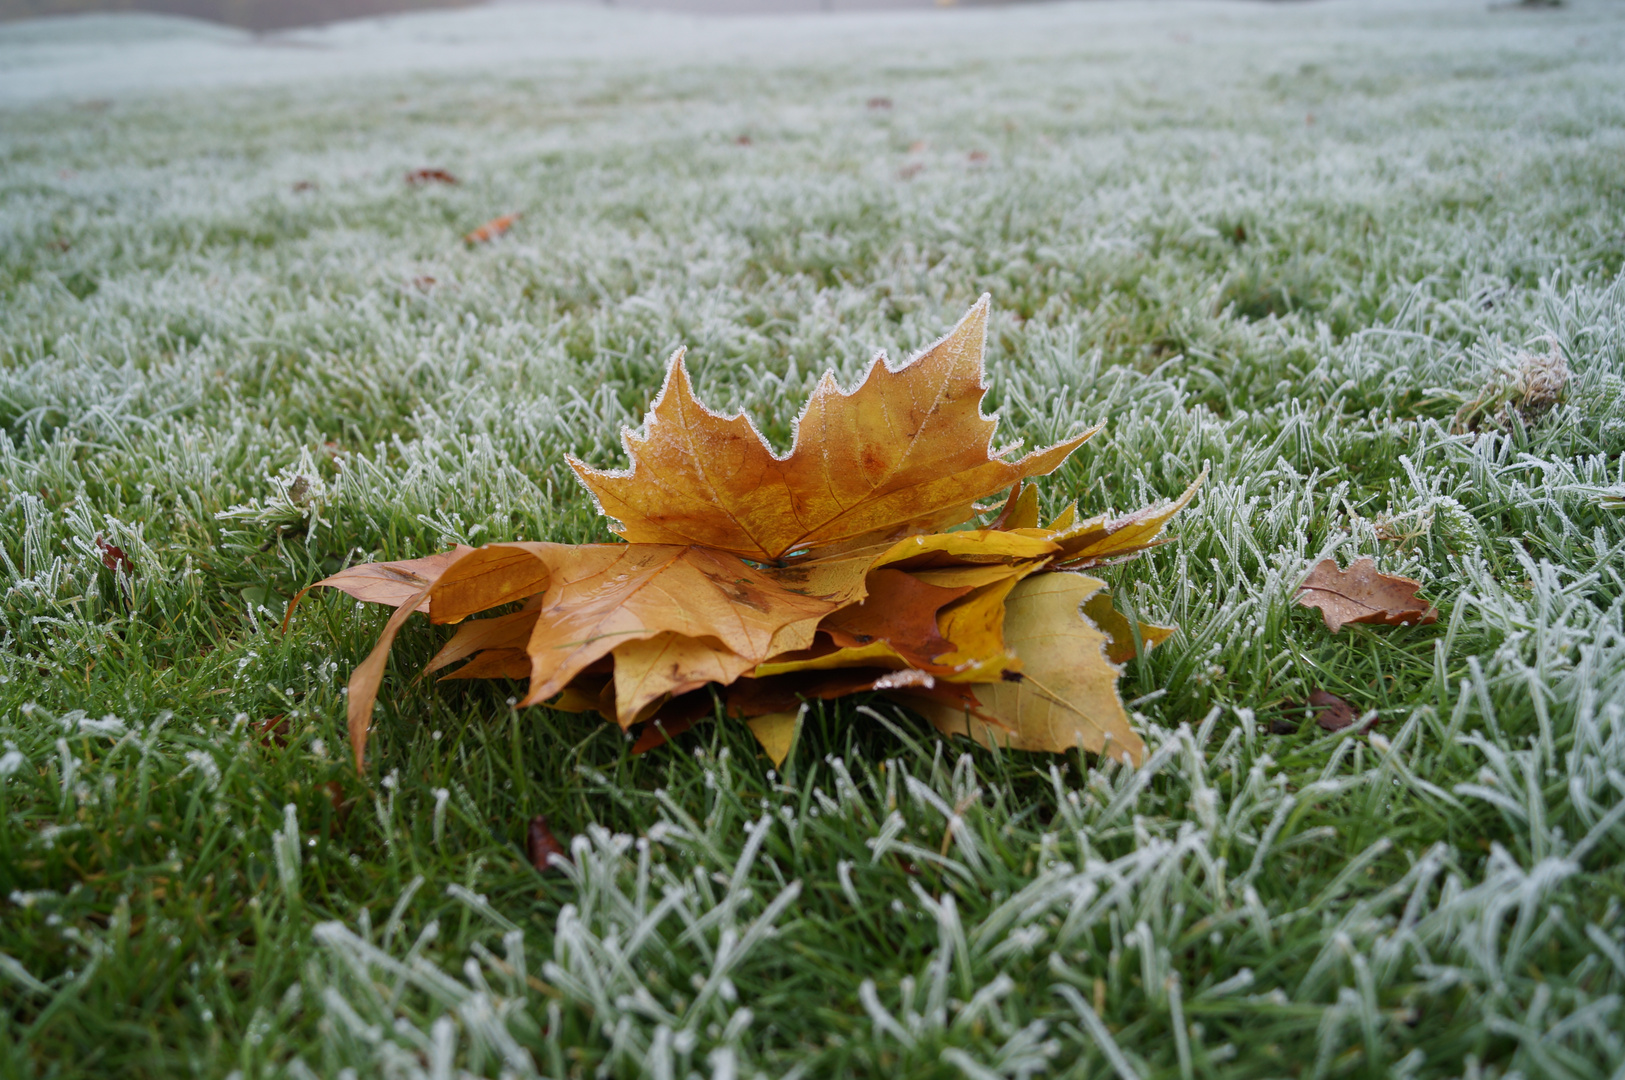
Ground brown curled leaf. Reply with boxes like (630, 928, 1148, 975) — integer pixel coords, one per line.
(1296, 557, 1439, 633)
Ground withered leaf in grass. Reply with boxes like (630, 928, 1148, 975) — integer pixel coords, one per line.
(527, 815, 570, 873)
(1296, 557, 1439, 633)
(1274, 690, 1360, 734)
(96, 534, 132, 573)
(908, 573, 1143, 765)
(284, 546, 472, 629)
(1079, 592, 1175, 665)
(570, 295, 1098, 562)
(465, 213, 519, 245)
(1009, 468, 1207, 569)
(431, 543, 840, 721)
(406, 168, 459, 185)
(1309, 690, 1358, 732)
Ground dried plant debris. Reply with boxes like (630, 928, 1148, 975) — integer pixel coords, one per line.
(1296, 557, 1439, 633)
(527, 815, 570, 873)
(1272, 691, 1360, 734)
(1452, 338, 1571, 433)
(291, 298, 1201, 770)
(406, 168, 459, 185)
(465, 213, 519, 245)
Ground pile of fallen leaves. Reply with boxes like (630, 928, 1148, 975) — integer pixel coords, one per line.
(291, 298, 1202, 770)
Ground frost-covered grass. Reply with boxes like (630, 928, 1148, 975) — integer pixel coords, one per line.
(3, 0, 1625, 1076)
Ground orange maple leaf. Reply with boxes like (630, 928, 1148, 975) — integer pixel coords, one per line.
(569, 295, 1098, 563)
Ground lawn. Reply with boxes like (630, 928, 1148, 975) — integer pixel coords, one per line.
(2, 0, 1625, 1076)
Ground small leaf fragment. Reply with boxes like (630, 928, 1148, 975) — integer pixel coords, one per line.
(1025, 468, 1207, 569)
(989, 481, 1040, 531)
(1296, 557, 1439, 633)
(465, 213, 519, 245)
(746, 710, 801, 767)
(346, 580, 434, 770)
(1309, 690, 1358, 732)
(283, 546, 471, 631)
(406, 168, 458, 185)
(1079, 593, 1175, 665)
(96, 534, 131, 573)
(527, 815, 570, 873)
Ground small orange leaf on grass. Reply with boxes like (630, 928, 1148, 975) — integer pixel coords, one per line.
(465, 213, 518, 245)
(406, 168, 458, 185)
(1296, 557, 1438, 632)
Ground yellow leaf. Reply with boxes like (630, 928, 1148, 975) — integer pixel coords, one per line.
(930, 564, 1044, 681)
(1079, 592, 1175, 665)
(990, 480, 1041, 530)
(754, 639, 911, 678)
(570, 296, 1097, 562)
(909, 573, 1145, 765)
(499, 544, 836, 708)
(611, 633, 754, 728)
(1032, 469, 1207, 569)
(871, 528, 1058, 570)
(746, 709, 801, 767)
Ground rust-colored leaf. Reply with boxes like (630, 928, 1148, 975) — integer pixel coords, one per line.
(465, 213, 518, 245)
(570, 296, 1098, 562)
(1296, 557, 1439, 632)
(95, 534, 131, 573)
(255, 715, 289, 748)
(820, 568, 972, 667)
(406, 168, 458, 185)
(1275, 690, 1361, 734)
(428, 543, 841, 727)
(1309, 690, 1358, 732)
(527, 815, 570, 872)
(325, 780, 352, 831)
(283, 547, 471, 631)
